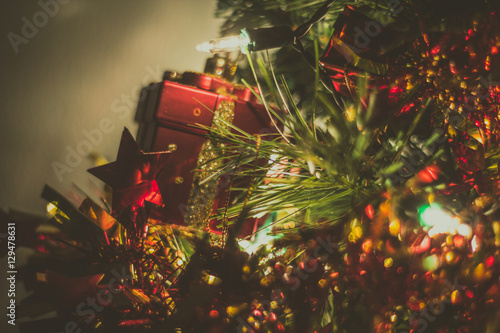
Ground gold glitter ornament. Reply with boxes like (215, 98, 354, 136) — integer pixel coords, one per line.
(444, 250, 457, 264)
(260, 275, 274, 287)
(186, 99, 235, 231)
(389, 219, 401, 236)
(473, 263, 488, 281)
(451, 290, 464, 306)
(226, 303, 248, 318)
(384, 257, 394, 268)
(493, 221, 500, 247)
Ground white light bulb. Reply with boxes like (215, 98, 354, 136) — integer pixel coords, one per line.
(457, 224, 473, 239)
(196, 32, 251, 54)
(421, 205, 452, 227)
(471, 235, 480, 252)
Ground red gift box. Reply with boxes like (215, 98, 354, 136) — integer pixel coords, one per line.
(135, 70, 279, 236)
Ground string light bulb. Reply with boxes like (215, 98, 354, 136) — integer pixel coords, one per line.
(419, 203, 451, 228)
(197, 26, 294, 54)
(419, 203, 462, 237)
(196, 32, 252, 54)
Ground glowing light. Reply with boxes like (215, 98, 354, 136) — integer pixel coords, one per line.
(269, 154, 280, 163)
(365, 204, 374, 219)
(196, 31, 251, 54)
(203, 273, 222, 286)
(384, 257, 394, 268)
(422, 254, 441, 271)
(47, 202, 56, 212)
(493, 222, 500, 235)
(453, 235, 465, 248)
(445, 251, 456, 264)
(389, 219, 401, 236)
(419, 204, 451, 227)
(471, 235, 480, 252)
(209, 310, 219, 319)
(486, 256, 494, 268)
(362, 239, 373, 253)
(345, 106, 356, 122)
(238, 231, 275, 254)
(449, 217, 460, 234)
(354, 226, 363, 238)
(419, 204, 461, 237)
(46, 202, 58, 217)
(239, 240, 250, 249)
(427, 227, 440, 238)
(457, 224, 473, 239)
(473, 263, 487, 281)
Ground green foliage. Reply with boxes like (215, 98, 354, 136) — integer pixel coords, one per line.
(200, 52, 431, 236)
(215, 0, 377, 105)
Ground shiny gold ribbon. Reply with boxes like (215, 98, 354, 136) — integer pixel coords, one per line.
(185, 99, 235, 234)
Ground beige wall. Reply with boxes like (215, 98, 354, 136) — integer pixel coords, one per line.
(0, 0, 222, 213)
(0, 1, 221, 331)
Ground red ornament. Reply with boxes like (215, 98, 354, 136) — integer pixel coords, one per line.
(209, 310, 219, 319)
(275, 322, 285, 332)
(88, 128, 170, 215)
(486, 255, 495, 268)
(448, 133, 484, 175)
(365, 204, 375, 219)
(417, 164, 441, 183)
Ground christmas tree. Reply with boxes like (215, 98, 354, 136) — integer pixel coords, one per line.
(5, 0, 500, 332)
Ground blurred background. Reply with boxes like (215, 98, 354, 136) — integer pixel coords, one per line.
(0, 0, 221, 331)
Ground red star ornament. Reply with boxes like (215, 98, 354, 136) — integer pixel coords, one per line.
(88, 128, 170, 215)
